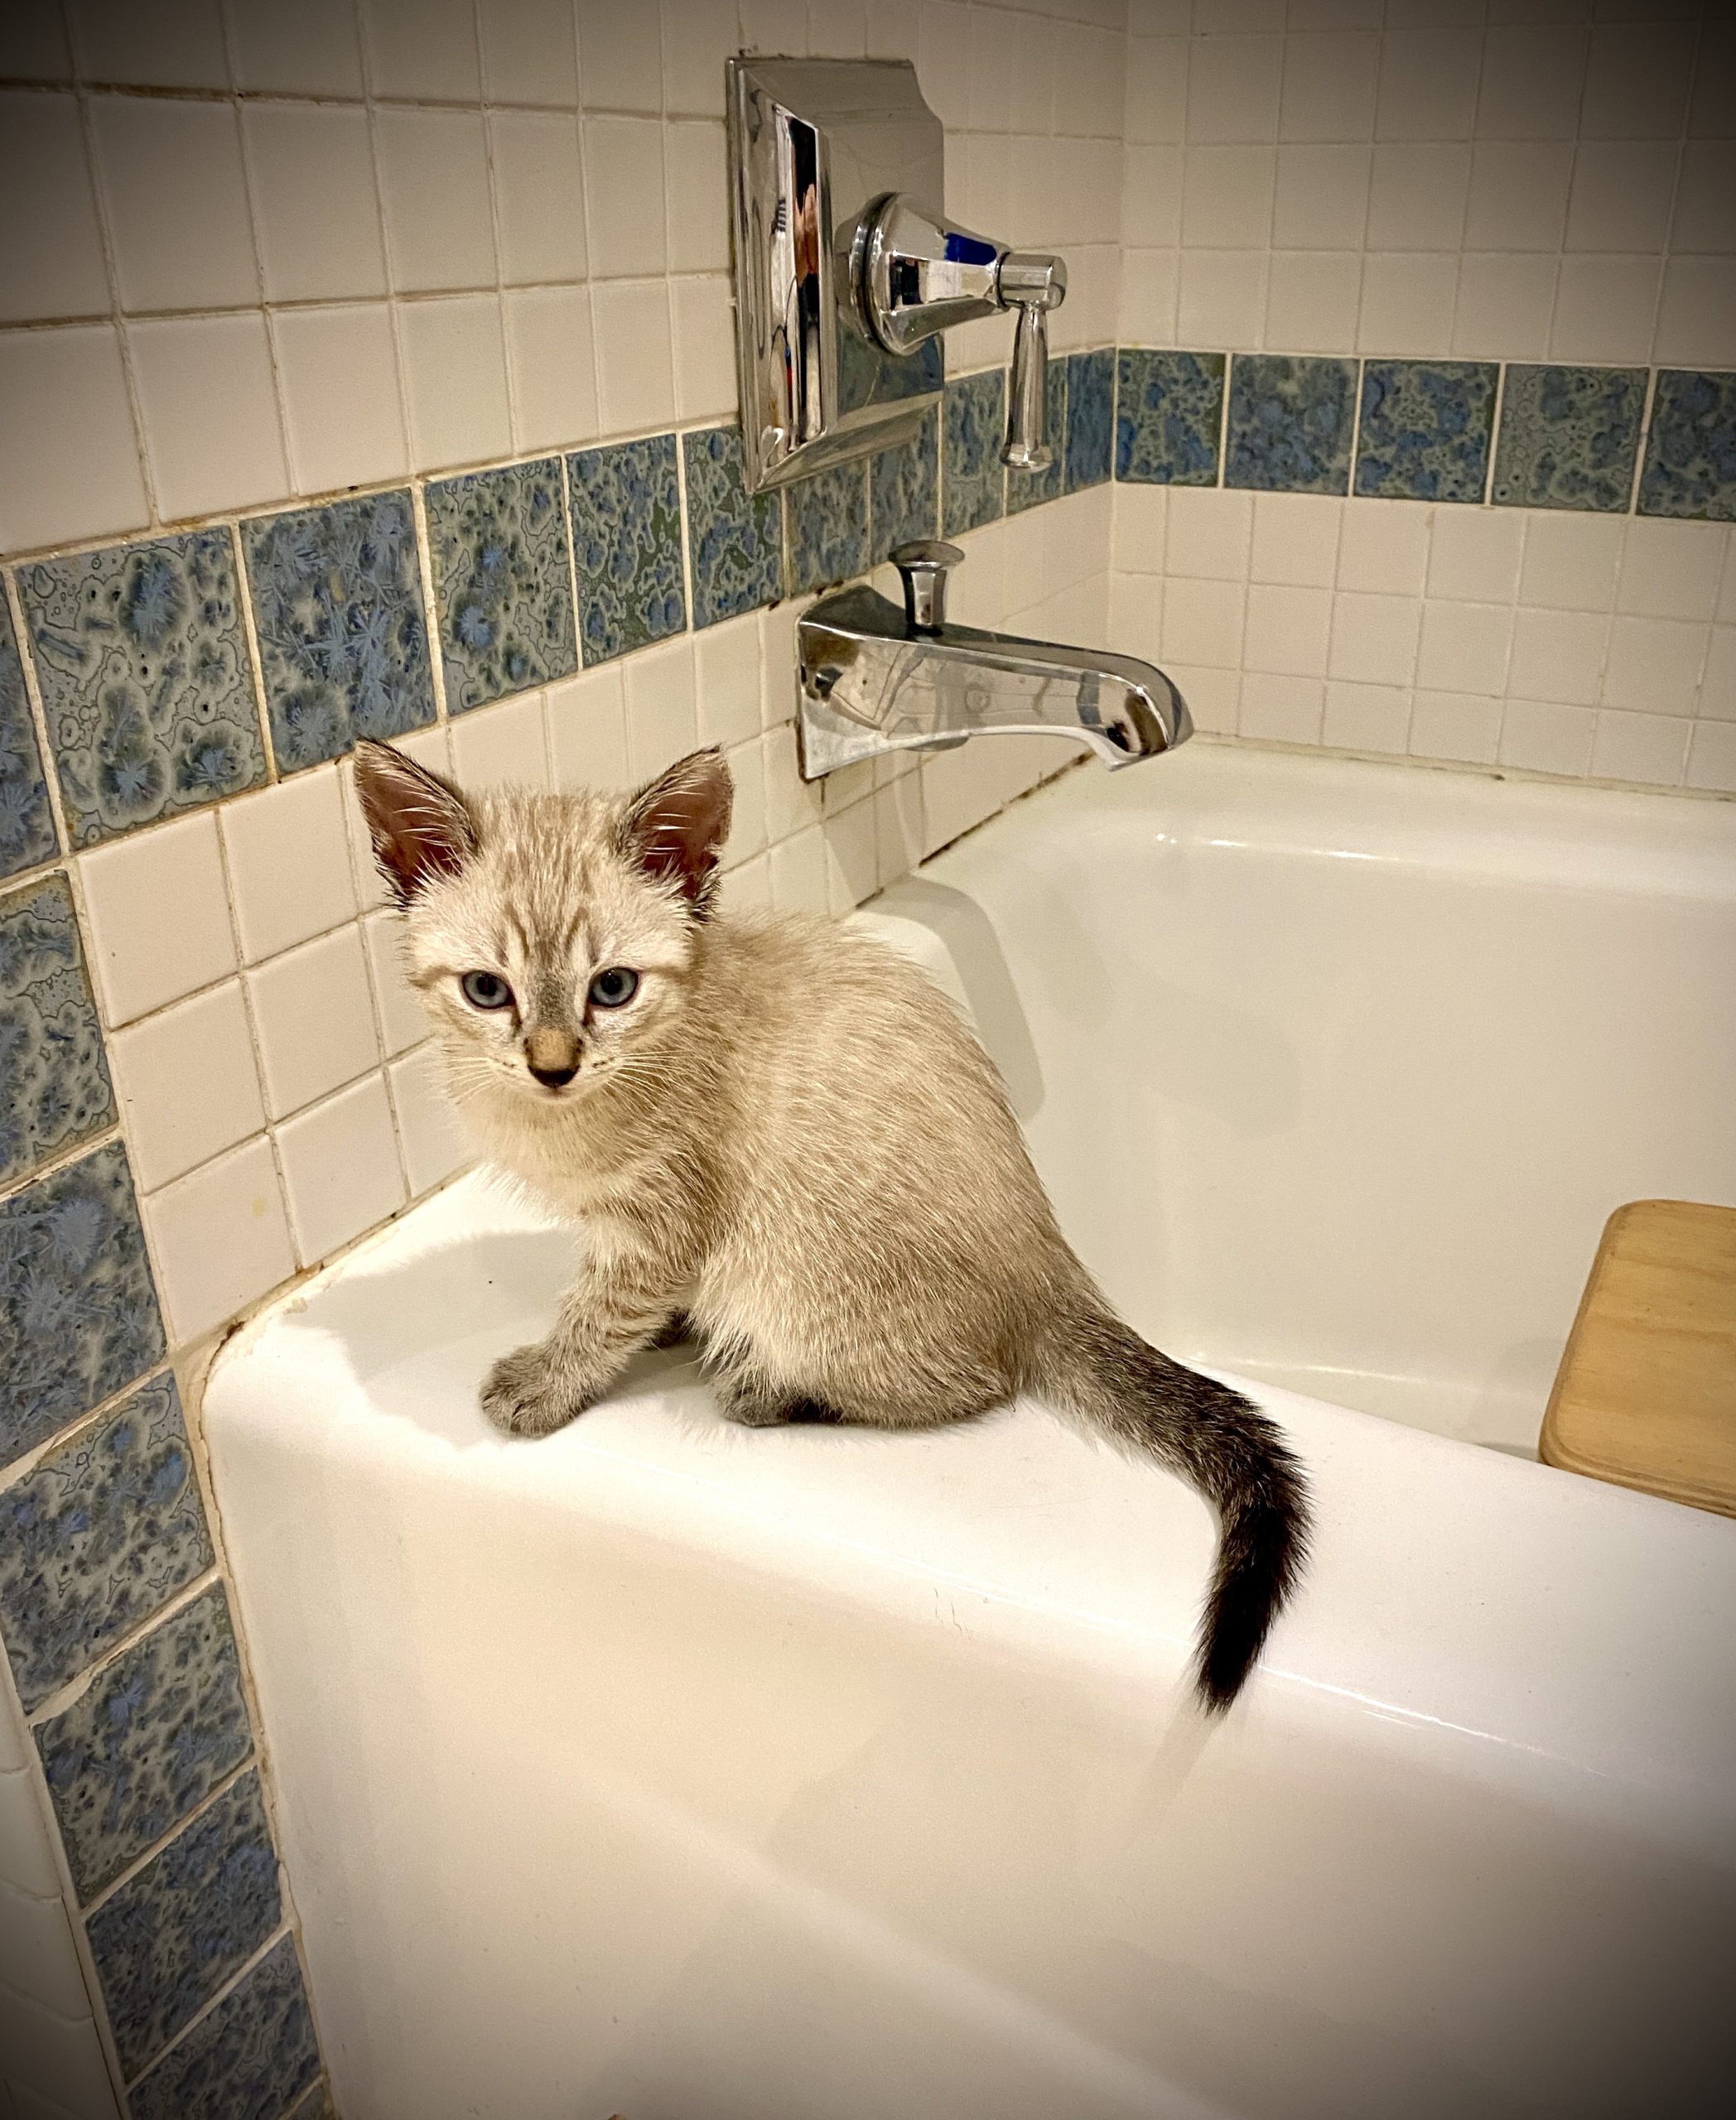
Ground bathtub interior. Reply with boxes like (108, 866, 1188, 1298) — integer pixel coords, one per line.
(877, 745, 1736, 1458)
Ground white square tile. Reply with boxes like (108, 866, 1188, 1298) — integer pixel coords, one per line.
(762, 721, 824, 841)
(130, 312, 289, 521)
(244, 103, 385, 304)
(274, 302, 408, 496)
(769, 822, 831, 911)
(1322, 678, 1410, 753)
(1177, 249, 1268, 349)
(1497, 697, 1594, 778)
(1700, 625, 1736, 720)
(1565, 141, 1678, 256)
(248, 924, 380, 1120)
(220, 764, 358, 964)
(585, 117, 668, 279)
(665, 120, 728, 275)
(1507, 606, 1608, 707)
(1121, 146, 1183, 251)
(1375, 27, 1481, 142)
(80, 810, 235, 1027)
(1550, 256, 1660, 366)
(663, 0, 737, 118)
(1601, 616, 1711, 716)
(1685, 720, 1736, 796)
(1358, 251, 1457, 355)
(1451, 254, 1557, 360)
(1519, 512, 1623, 612)
(1264, 250, 1362, 354)
(547, 664, 630, 790)
(0, 325, 147, 554)
(1250, 492, 1341, 587)
(1185, 33, 1282, 144)
(1238, 671, 1324, 744)
(398, 294, 512, 472)
(388, 1043, 469, 1195)
(0, 90, 108, 323)
(1688, 17, 1736, 141)
(1416, 599, 1513, 694)
(1124, 35, 1188, 147)
(1426, 509, 1524, 604)
(1244, 582, 1332, 676)
(228, 0, 365, 95)
(71, 0, 229, 87)
(579, 3, 664, 111)
(1006, 11, 1054, 132)
(109, 980, 265, 1192)
(1164, 489, 1252, 581)
(1409, 689, 1502, 764)
(624, 636, 699, 780)
(1366, 142, 1470, 252)
(1165, 662, 1240, 735)
(1160, 576, 1245, 667)
(1580, 21, 1695, 141)
(1181, 147, 1275, 249)
(449, 691, 550, 790)
(720, 851, 771, 910)
(1279, 31, 1378, 144)
(1670, 142, 1736, 256)
(478, 0, 578, 105)
(491, 112, 587, 287)
(1654, 259, 1736, 373)
(1589, 708, 1689, 788)
(591, 279, 676, 435)
(0, 0, 70, 81)
(1338, 500, 1430, 594)
(723, 733, 768, 862)
(1109, 570, 1164, 665)
(1271, 144, 1369, 249)
(872, 767, 924, 885)
(1112, 484, 1169, 577)
(505, 285, 598, 456)
(90, 94, 257, 312)
(1329, 590, 1421, 686)
(916, 2, 971, 128)
(1616, 521, 1727, 624)
(759, 599, 801, 731)
(822, 798, 879, 912)
(375, 108, 495, 296)
(144, 1135, 296, 1342)
(363, 908, 425, 1058)
(1463, 142, 1573, 252)
(695, 615, 762, 749)
(359, 0, 480, 100)
(277, 1072, 405, 1265)
(1476, 25, 1589, 142)
(671, 274, 736, 422)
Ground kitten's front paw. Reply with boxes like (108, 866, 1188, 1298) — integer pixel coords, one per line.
(480, 1343, 590, 1438)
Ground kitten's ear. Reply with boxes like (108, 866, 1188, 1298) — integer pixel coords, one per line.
(619, 748, 733, 916)
(353, 740, 478, 907)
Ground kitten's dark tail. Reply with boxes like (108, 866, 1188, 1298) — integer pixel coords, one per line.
(1034, 1308, 1310, 1713)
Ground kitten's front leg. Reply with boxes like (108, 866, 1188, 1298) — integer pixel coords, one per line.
(481, 1253, 678, 1438)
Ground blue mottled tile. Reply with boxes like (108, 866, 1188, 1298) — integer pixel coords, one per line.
(943, 369, 1007, 535)
(784, 459, 870, 595)
(0, 870, 114, 1191)
(1355, 359, 1497, 504)
(682, 426, 782, 628)
(88, 1769, 280, 2078)
(0, 590, 58, 880)
(567, 434, 687, 664)
(425, 459, 576, 712)
(128, 1931, 317, 2120)
(0, 1373, 210, 1713)
(870, 407, 940, 556)
(1007, 364, 1066, 515)
(1226, 354, 1355, 495)
(19, 530, 266, 846)
(1116, 349, 1224, 486)
(1492, 364, 1647, 514)
(285, 2082, 335, 2120)
(1637, 369, 1736, 523)
(243, 490, 435, 773)
(1064, 349, 1114, 494)
(1, 1140, 164, 1472)
(35, 1580, 251, 1900)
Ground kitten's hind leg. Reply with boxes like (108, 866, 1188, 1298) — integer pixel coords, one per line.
(711, 1368, 843, 1429)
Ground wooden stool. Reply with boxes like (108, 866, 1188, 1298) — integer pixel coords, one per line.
(1541, 1200, 1736, 1518)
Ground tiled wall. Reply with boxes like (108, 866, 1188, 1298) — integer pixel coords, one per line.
(0, 3, 1119, 2114)
(1108, 0, 1736, 788)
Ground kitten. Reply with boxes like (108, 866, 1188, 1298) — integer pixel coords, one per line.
(354, 740, 1309, 1710)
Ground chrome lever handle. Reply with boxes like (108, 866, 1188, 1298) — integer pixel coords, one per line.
(890, 538, 964, 634)
(997, 253, 1066, 472)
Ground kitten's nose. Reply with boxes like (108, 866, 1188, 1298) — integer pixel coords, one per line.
(525, 1027, 579, 1087)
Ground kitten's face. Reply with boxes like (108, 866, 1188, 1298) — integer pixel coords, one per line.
(354, 745, 733, 1110)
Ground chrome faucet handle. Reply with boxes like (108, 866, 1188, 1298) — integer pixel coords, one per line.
(890, 538, 963, 634)
(997, 253, 1066, 472)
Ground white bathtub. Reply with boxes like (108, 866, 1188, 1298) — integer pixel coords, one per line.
(204, 743, 1736, 2120)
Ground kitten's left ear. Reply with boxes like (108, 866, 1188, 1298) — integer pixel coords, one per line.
(354, 740, 478, 907)
(619, 748, 733, 917)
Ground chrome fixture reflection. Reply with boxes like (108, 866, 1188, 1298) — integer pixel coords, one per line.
(798, 542, 1194, 781)
(726, 57, 1068, 491)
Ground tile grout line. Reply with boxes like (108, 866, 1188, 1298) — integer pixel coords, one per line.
(2, 567, 75, 861)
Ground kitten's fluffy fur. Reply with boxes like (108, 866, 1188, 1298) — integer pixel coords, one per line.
(355, 740, 1309, 1709)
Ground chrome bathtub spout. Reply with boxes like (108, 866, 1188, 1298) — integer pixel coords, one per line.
(796, 540, 1194, 781)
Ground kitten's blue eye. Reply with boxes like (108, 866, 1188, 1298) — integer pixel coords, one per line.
(588, 966, 639, 1009)
(461, 971, 513, 1010)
